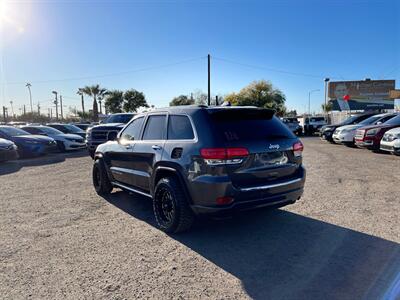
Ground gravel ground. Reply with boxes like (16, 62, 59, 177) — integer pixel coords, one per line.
(0, 137, 399, 300)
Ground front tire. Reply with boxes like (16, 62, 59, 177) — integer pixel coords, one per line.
(88, 149, 95, 159)
(92, 159, 113, 195)
(153, 177, 194, 233)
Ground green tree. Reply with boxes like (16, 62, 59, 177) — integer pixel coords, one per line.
(230, 80, 287, 115)
(80, 84, 107, 122)
(286, 109, 298, 117)
(104, 90, 124, 113)
(123, 89, 148, 112)
(170, 95, 195, 106)
(322, 102, 333, 113)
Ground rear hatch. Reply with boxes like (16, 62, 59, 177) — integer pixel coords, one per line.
(208, 108, 302, 189)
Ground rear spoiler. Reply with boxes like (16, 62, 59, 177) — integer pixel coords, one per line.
(208, 108, 275, 121)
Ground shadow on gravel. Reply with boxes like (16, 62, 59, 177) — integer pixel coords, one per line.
(0, 150, 88, 176)
(103, 191, 400, 300)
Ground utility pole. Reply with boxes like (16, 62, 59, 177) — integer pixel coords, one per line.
(23, 105, 26, 116)
(37, 102, 41, 115)
(215, 95, 219, 106)
(48, 108, 50, 119)
(50, 108, 53, 119)
(26, 83, 33, 113)
(2, 106, 6, 123)
(60, 95, 63, 119)
(308, 89, 320, 116)
(208, 54, 211, 106)
(324, 78, 330, 113)
(52, 91, 59, 121)
(9, 101, 14, 119)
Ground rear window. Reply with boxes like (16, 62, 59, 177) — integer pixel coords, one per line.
(209, 109, 295, 141)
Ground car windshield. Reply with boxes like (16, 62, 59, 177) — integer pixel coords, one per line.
(310, 117, 325, 122)
(382, 114, 400, 126)
(358, 115, 384, 125)
(103, 114, 134, 124)
(0, 126, 30, 137)
(283, 118, 298, 123)
(37, 126, 64, 135)
(342, 115, 361, 125)
(63, 124, 84, 133)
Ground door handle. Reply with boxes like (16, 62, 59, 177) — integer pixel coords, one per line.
(152, 145, 161, 150)
(125, 144, 132, 149)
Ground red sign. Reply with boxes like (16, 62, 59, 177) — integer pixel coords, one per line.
(343, 94, 350, 102)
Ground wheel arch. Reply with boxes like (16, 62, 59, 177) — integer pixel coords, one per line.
(152, 163, 193, 205)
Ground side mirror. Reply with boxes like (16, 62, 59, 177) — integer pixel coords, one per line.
(107, 131, 118, 141)
(376, 121, 382, 125)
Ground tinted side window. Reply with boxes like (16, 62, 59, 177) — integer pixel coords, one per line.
(120, 117, 144, 141)
(25, 128, 40, 134)
(142, 115, 166, 140)
(168, 115, 194, 140)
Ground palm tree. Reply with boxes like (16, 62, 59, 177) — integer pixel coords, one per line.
(80, 84, 107, 122)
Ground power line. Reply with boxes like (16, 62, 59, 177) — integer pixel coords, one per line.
(213, 56, 343, 80)
(2, 56, 206, 86)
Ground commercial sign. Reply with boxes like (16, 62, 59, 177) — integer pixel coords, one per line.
(328, 80, 395, 111)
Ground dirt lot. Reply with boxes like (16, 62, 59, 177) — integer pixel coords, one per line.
(1, 137, 399, 300)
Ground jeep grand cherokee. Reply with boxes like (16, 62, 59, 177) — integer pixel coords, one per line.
(92, 106, 306, 233)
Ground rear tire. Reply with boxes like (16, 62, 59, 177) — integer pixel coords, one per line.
(153, 177, 194, 233)
(92, 159, 113, 195)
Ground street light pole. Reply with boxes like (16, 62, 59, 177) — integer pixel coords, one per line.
(324, 78, 330, 112)
(26, 83, 33, 113)
(308, 89, 320, 116)
(52, 91, 59, 121)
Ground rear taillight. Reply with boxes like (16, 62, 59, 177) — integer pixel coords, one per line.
(200, 147, 249, 165)
(293, 141, 304, 157)
(216, 196, 234, 205)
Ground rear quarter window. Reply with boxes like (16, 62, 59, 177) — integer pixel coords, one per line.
(168, 115, 194, 140)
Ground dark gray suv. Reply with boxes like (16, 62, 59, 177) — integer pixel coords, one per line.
(92, 106, 306, 233)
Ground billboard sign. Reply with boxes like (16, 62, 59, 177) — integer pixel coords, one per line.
(328, 80, 395, 111)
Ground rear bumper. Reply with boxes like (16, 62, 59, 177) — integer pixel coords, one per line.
(190, 166, 306, 215)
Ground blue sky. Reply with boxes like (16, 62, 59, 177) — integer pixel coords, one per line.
(0, 0, 399, 115)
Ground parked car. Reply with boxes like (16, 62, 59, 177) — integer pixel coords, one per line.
(0, 126, 58, 157)
(320, 113, 376, 142)
(332, 113, 397, 146)
(355, 114, 400, 150)
(21, 125, 86, 152)
(282, 117, 302, 135)
(46, 123, 86, 139)
(304, 116, 327, 135)
(380, 127, 400, 155)
(92, 106, 306, 233)
(0, 138, 19, 162)
(86, 113, 135, 158)
(72, 123, 91, 131)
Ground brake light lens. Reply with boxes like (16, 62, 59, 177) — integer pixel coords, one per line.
(200, 147, 249, 165)
(293, 141, 304, 157)
(200, 148, 226, 159)
(216, 196, 234, 205)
